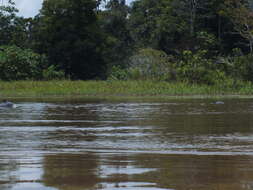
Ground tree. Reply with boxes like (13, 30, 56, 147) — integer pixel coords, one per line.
(172, 0, 200, 36)
(129, 0, 188, 54)
(35, 0, 107, 79)
(0, 0, 30, 47)
(223, 0, 253, 53)
(99, 0, 132, 68)
(0, 45, 46, 80)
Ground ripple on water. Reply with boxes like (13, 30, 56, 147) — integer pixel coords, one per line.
(1, 100, 253, 190)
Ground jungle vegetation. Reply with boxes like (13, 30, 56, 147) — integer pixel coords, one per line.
(1, 0, 253, 88)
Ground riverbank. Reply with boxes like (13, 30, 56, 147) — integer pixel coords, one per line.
(0, 80, 253, 99)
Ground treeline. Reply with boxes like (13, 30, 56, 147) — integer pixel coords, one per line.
(1, 0, 253, 85)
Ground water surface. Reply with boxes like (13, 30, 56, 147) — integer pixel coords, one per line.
(1, 99, 253, 190)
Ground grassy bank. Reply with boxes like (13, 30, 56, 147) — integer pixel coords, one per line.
(0, 80, 253, 98)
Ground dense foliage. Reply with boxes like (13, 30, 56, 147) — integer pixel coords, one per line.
(33, 0, 107, 80)
(0, 45, 46, 80)
(1, 0, 253, 84)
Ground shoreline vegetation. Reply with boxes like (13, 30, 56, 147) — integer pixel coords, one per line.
(1, 80, 253, 100)
(2, 1, 253, 94)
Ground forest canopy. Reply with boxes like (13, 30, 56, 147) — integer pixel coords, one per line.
(0, 0, 253, 85)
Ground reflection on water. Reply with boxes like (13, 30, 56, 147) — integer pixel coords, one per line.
(43, 154, 99, 190)
(0, 156, 19, 190)
(1, 99, 253, 189)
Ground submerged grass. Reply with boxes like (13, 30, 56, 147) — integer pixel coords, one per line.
(0, 80, 253, 98)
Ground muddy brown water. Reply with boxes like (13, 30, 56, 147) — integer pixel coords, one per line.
(1, 99, 253, 190)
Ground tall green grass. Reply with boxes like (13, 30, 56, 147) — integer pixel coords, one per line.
(0, 80, 253, 98)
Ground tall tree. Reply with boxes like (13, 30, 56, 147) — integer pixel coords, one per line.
(223, 0, 253, 53)
(0, 0, 29, 47)
(35, 0, 107, 79)
(174, 0, 200, 36)
(129, 0, 188, 53)
(99, 0, 132, 68)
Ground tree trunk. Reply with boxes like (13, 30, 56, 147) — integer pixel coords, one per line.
(249, 39, 253, 54)
(218, 15, 221, 42)
(190, 0, 197, 36)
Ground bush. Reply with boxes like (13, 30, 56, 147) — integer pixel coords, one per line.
(230, 54, 253, 82)
(175, 50, 226, 85)
(128, 48, 175, 81)
(215, 53, 253, 82)
(107, 65, 129, 80)
(42, 65, 65, 80)
(0, 45, 47, 80)
(195, 31, 218, 53)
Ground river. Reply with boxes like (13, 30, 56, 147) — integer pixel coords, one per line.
(1, 98, 253, 190)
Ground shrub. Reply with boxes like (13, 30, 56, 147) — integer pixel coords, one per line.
(107, 65, 129, 80)
(230, 54, 253, 82)
(128, 48, 175, 81)
(0, 45, 47, 80)
(215, 54, 253, 82)
(42, 65, 65, 80)
(195, 31, 218, 53)
(175, 50, 225, 85)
